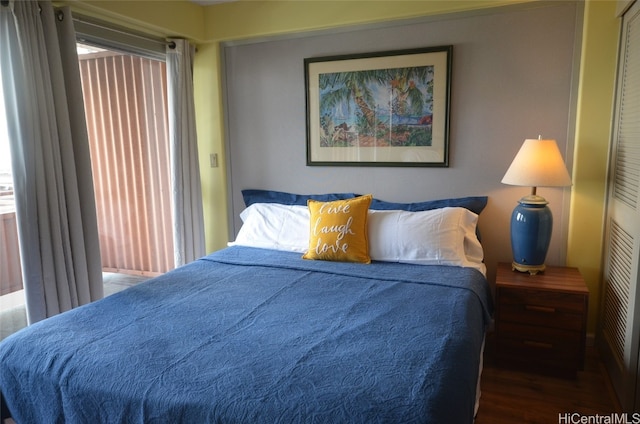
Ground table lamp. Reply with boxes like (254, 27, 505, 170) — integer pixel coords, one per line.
(501, 137, 572, 275)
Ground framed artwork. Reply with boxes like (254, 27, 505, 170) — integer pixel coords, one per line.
(305, 46, 452, 167)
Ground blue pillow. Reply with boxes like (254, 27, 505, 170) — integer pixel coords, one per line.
(242, 189, 357, 207)
(242, 189, 488, 215)
(367, 196, 488, 215)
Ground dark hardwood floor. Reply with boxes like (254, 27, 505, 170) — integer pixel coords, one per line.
(476, 341, 621, 423)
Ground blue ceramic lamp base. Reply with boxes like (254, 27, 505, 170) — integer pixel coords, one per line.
(510, 194, 553, 275)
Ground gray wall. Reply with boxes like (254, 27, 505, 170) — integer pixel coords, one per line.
(223, 1, 579, 282)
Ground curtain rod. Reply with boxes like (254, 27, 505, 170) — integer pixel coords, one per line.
(73, 13, 176, 49)
(0, 3, 179, 50)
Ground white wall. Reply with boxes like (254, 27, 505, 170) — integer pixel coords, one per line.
(223, 2, 579, 282)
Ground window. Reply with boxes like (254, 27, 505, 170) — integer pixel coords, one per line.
(0, 61, 27, 340)
(77, 43, 174, 276)
(0, 15, 175, 341)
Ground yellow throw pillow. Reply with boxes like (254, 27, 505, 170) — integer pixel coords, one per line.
(302, 194, 372, 263)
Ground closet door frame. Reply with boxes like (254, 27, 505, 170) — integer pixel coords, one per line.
(599, 0, 640, 412)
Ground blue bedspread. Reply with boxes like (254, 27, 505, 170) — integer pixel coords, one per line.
(0, 246, 492, 423)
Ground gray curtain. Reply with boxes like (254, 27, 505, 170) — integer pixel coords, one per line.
(166, 39, 205, 266)
(0, 0, 103, 324)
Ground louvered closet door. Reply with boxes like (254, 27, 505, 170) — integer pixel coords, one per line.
(600, 0, 640, 412)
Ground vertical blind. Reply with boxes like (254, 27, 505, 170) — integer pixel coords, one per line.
(79, 51, 174, 275)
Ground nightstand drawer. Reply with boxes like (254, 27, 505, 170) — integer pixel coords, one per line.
(497, 321, 582, 374)
(499, 302, 584, 331)
(498, 321, 582, 353)
(497, 322, 582, 372)
(498, 287, 586, 314)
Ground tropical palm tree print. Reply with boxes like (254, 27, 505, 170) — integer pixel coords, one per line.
(318, 65, 435, 148)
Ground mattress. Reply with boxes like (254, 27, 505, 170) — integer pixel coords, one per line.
(0, 245, 492, 423)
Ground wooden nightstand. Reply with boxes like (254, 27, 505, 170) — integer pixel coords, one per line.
(494, 262, 589, 378)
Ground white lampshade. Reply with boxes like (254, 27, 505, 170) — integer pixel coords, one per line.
(501, 138, 572, 188)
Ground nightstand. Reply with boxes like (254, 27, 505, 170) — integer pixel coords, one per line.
(494, 262, 589, 378)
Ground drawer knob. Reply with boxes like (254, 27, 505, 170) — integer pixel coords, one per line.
(525, 304, 556, 313)
(524, 340, 554, 349)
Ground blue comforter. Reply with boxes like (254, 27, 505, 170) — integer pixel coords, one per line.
(0, 246, 492, 423)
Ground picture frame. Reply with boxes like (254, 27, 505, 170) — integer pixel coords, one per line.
(305, 46, 452, 167)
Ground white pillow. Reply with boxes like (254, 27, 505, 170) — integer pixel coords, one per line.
(229, 203, 309, 252)
(368, 207, 486, 275)
(229, 203, 485, 275)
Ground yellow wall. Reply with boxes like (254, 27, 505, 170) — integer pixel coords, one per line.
(193, 41, 229, 257)
(567, 0, 619, 332)
(66, 0, 621, 333)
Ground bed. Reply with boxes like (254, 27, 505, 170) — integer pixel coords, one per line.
(0, 191, 492, 423)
